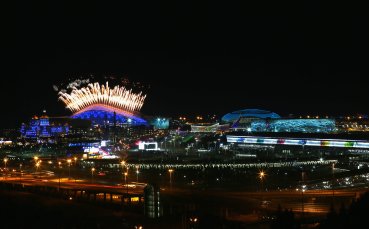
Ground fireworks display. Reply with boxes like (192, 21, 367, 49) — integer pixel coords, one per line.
(58, 82, 146, 113)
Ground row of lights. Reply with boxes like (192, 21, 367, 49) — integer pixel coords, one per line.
(301, 116, 328, 119)
(300, 116, 365, 119)
(179, 116, 217, 121)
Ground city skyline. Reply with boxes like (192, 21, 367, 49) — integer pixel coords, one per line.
(3, 2, 369, 228)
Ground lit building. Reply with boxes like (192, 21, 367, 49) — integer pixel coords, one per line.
(222, 109, 281, 123)
(335, 116, 369, 132)
(242, 118, 336, 133)
(227, 135, 369, 149)
(20, 112, 69, 139)
(190, 123, 229, 133)
(223, 108, 336, 133)
(149, 117, 170, 130)
(144, 184, 162, 218)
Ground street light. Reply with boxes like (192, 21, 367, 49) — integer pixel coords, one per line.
(36, 162, 40, 174)
(168, 169, 174, 189)
(301, 171, 306, 219)
(124, 172, 128, 194)
(258, 170, 265, 192)
(121, 160, 126, 172)
(67, 159, 71, 180)
(74, 157, 77, 166)
(33, 156, 38, 172)
(332, 162, 335, 198)
(3, 158, 8, 180)
(58, 161, 62, 191)
(91, 167, 95, 183)
(19, 163, 22, 182)
(136, 165, 139, 182)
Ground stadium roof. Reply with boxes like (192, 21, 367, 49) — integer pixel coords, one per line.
(221, 109, 281, 123)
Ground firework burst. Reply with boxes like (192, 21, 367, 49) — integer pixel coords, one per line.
(58, 82, 146, 113)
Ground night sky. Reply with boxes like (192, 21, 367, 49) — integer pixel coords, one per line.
(3, 2, 369, 128)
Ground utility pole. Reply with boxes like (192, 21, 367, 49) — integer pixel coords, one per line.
(301, 171, 305, 220)
(332, 162, 335, 199)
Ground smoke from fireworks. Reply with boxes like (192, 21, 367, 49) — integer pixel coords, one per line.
(58, 82, 146, 113)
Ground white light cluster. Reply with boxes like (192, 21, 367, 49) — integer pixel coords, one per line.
(58, 82, 146, 113)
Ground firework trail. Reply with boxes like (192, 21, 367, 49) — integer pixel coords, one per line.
(58, 82, 146, 113)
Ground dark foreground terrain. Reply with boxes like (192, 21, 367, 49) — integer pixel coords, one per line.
(0, 190, 128, 229)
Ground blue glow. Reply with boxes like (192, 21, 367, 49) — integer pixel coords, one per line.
(72, 109, 147, 126)
(40, 118, 50, 126)
(150, 117, 169, 129)
(222, 109, 281, 123)
(20, 116, 69, 139)
(250, 119, 336, 133)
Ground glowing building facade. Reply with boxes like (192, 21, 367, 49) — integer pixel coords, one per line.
(249, 119, 336, 133)
(223, 109, 336, 133)
(20, 115, 69, 139)
(222, 109, 281, 123)
(227, 135, 369, 149)
(149, 117, 170, 129)
(191, 123, 229, 133)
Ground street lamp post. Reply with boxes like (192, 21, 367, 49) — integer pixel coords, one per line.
(35, 161, 40, 179)
(3, 158, 8, 180)
(91, 167, 95, 183)
(36, 162, 40, 172)
(74, 157, 78, 166)
(301, 171, 305, 219)
(58, 162, 61, 191)
(19, 163, 22, 182)
(33, 156, 38, 174)
(136, 165, 139, 182)
(124, 172, 128, 194)
(259, 170, 265, 192)
(120, 160, 126, 173)
(168, 169, 174, 190)
(67, 159, 71, 180)
(332, 162, 335, 198)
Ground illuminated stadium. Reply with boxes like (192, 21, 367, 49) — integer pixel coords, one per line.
(246, 119, 336, 133)
(58, 82, 147, 125)
(221, 109, 281, 123)
(223, 109, 336, 133)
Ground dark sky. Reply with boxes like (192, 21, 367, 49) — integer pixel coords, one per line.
(3, 1, 369, 128)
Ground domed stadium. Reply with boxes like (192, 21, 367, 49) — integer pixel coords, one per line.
(221, 109, 281, 123)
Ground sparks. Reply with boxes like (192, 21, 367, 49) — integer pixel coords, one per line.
(58, 82, 146, 113)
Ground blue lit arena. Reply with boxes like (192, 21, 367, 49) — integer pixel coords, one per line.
(224, 109, 336, 133)
(58, 82, 148, 126)
(250, 119, 336, 133)
(222, 109, 281, 123)
(71, 105, 147, 126)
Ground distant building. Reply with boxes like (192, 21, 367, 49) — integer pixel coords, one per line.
(222, 108, 336, 133)
(222, 109, 281, 123)
(190, 123, 229, 133)
(144, 184, 162, 218)
(232, 118, 336, 133)
(20, 113, 69, 140)
(149, 117, 170, 130)
(335, 116, 369, 132)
